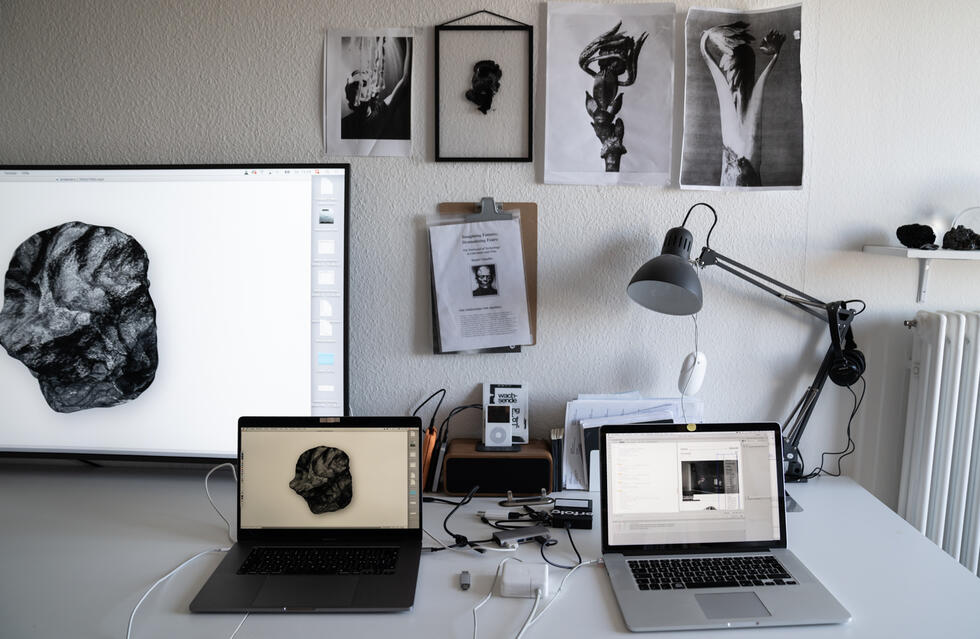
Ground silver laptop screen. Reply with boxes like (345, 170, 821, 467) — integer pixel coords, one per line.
(605, 429, 781, 547)
(239, 426, 420, 530)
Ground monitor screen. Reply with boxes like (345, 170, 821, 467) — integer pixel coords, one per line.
(0, 165, 349, 459)
(604, 428, 782, 548)
(239, 425, 420, 530)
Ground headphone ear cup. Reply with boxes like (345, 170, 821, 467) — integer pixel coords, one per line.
(829, 348, 865, 387)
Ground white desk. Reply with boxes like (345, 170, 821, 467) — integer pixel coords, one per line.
(1, 463, 979, 638)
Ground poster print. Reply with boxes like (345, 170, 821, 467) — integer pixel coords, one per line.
(324, 29, 414, 157)
(544, 3, 675, 186)
(680, 4, 803, 190)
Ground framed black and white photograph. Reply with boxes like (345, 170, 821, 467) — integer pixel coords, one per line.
(544, 3, 674, 186)
(324, 29, 415, 157)
(435, 15, 532, 162)
(680, 4, 803, 190)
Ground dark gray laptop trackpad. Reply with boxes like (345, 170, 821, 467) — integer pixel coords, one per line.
(253, 576, 357, 609)
(695, 593, 771, 620)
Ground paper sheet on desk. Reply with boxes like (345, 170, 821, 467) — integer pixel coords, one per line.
(562, 398, 703, 490)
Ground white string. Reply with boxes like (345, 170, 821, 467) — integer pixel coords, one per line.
(522, 560, 601, 633)
(205, 462, 237, 543)
(228, 612, 249, 639)
(680, 314, 700, 423)
(473, 557, 523, 639)
(514, 588, 543, 639)
(126, 548, 227, 639)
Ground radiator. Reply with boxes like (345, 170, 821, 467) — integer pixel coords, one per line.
(898, 310, 980, 575)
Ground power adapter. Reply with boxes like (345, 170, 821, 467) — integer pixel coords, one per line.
(500, 562, 549, 598)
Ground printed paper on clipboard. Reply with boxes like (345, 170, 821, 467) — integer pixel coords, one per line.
(429, 218, 533, 353)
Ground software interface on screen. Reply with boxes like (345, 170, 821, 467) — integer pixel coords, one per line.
(605, 430, 781, 547)
(0, 166, 347, 458)
(239, 426, 420, 530)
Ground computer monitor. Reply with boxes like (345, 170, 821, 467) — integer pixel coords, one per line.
(0, 165, 349, 460)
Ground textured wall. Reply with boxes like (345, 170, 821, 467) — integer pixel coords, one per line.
(3, 0, 980, 508)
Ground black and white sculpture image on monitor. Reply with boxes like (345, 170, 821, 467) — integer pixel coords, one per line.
(0, 221, 158, 413)
(289, 446, 354, 514)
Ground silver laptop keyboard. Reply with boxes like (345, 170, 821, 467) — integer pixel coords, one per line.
(628, 555, 796, 590)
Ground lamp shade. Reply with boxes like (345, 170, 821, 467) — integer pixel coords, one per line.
(627, 226, 703, 315)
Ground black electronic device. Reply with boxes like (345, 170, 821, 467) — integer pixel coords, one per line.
(550, 498, 593, 530)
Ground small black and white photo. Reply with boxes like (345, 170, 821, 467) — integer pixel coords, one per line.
(682, 460, 739, 498)
(324, 29, 415, 157)
(545, 3, 675, 186)
(471, 264, 498, 297)
(680, 4, 803, 190)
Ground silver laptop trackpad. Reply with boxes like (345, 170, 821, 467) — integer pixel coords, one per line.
(695, 593, 771, 619)
(253, 576, 357, 609)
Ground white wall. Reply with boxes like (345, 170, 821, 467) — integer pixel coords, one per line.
(2, 0, 979, 508)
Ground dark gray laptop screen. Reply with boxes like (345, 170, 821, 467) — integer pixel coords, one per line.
(239, 426, 419, 530)
(605, 429, 781, 547)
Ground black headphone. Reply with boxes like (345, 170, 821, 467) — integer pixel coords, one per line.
(827, 303, 866, 387)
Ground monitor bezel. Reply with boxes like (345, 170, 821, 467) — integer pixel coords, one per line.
(0, 163, 350, 464)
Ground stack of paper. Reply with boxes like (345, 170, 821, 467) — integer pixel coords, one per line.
(561, 393, 704, 491)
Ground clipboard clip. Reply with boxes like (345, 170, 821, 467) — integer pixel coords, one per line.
(466, 197, 513, 223)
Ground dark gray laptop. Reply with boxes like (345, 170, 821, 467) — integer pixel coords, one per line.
(600, 423, 850, 631)
(190, 416, 422, 613)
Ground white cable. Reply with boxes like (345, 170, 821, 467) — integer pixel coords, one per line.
(126, 547, 228, 639)
(473, 557, 523, 639)
(514, 588, 543, 639)
(228, 612, 249, 639)
(205, 462, 237, 543)
(521, 560, 601, 634)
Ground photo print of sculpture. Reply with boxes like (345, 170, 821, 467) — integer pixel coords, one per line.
(545, 3, 675, 185)
(324, 29, 414, 157)
(435, 25, 531, 160)
(0, 222, 158, 413)
(680, 4, 803, 190)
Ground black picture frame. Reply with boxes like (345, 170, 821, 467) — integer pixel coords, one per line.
(435, 23, 533, 162)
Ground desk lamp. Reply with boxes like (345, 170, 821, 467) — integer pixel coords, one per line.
(627, 203, 865, 482)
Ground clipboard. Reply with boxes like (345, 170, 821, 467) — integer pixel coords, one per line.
(433, 198, 537, 353)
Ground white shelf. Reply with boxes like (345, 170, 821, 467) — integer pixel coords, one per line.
(863, 244, 980, 302)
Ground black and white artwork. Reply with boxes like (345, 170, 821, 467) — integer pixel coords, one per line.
(682, 460, 739, 498)
(471, 264, 498, 297)
(289, 446, 354, 514)
(0, 221, 158, 413)
(545, 3, 674, 185)
(324, 29, 414, 157)
(680, 4, 803, 190)
(436, 25, 532, 161)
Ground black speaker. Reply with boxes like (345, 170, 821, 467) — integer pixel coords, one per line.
(442, 439, 552, 496)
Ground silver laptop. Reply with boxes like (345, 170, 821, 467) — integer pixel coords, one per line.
(190, 416, 422, 613)
(600, 422, 850, 631)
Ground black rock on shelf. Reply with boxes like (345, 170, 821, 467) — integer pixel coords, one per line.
(289, 446, 354, 514)
(896, 223, 936, 249)
(942, 225, 980, 250)
(0, 221, 158, 413)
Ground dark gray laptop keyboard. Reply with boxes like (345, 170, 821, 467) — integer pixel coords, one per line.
(628, 556, 796, 590)
(238, 547, 399, 575)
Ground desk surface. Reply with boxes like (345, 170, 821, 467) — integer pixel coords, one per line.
(2, 463, 979, 638)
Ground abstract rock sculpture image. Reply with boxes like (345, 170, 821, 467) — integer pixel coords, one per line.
(699, 21, 785, 186)
(289, 446, 354, 514)
(465, 59, 503, 114)
(0, 221, 158, 413)
(579, 21, 648, 172)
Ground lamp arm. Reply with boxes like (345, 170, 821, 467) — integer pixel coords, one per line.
(698, 247, 827, 321)
(696, 246, 856, 483)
